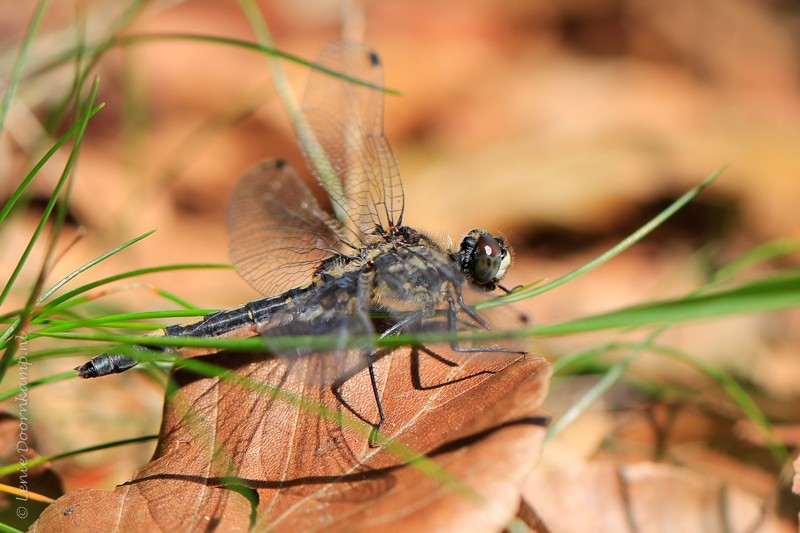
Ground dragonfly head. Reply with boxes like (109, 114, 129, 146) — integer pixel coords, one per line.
(455, 229, 511, 290)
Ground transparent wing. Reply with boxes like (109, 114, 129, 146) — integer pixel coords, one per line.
(226, 160, 358, 297)
(255, 270, 376, 387)
(298, 41, 404, 237)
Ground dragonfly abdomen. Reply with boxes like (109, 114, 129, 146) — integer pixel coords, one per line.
(75, 290, 306, 379)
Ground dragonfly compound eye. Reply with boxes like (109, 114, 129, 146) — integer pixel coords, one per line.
(457, 230, 511, 286)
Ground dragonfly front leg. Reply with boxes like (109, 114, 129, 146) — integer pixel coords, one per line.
(446, 286, 524, 356)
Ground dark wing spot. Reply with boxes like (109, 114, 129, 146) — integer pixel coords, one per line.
(368, 51, 380, 66)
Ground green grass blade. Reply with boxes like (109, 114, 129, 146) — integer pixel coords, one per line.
(651, 344, 787, 464)
(40, 331, 262, 351)
(546, 333, 655, 442)
(0, 0, 50, 132)
(0, 104, 103, 224)
(535, 268, 800, 336)
(0, 89, 102, 307)
(41, 0, 149, 133)
(42, 263, 232, 310)
(237, 1, 344, 221)
(12, 345, 106, 363)
(551, 340, 786, 465)
(0, 522, 25, 533)
(480, 166, 726, 310)
(0, 435, 158, 476)
(0, 79, 100, 382)
(151, 288, 199, 310)
(36, 229, 157, 304)
(21, 267, 800, 368)
(169, 356, 481, 501)
(31, 309, 214, 337)
(711, 239, 800, 284)
(34, 33, 400, 96)
(551, 344, 617, 374)
(0, 371, 75, 402)
(119, 33, 401, 94)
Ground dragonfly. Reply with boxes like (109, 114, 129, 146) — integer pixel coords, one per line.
(76, 42, 520, 441)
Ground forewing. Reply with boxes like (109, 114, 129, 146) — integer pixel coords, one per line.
(226, 160, 354, 297)
(298, 41, 404, 236)
(255, 270, 376, 387)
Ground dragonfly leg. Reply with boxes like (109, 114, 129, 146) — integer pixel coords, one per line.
(378, 307, 429, 337)
(446, 289, 525, 355)
(367, 359, 386, 447)
(410, 345, 505, 391)
(453, 287, 491, 329)
(328, 349, 386, 447)
(364, 303, 437, 446)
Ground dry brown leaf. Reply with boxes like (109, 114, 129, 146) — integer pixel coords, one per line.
(525, 461, 791, 533)
(34, 347, 550, 532)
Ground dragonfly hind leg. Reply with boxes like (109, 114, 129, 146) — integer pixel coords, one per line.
(366, 359, 386, 447)
(329, 351, 386, 448)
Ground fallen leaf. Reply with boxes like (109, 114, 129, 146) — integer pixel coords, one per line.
(524, 461, 791, 533)
(34, 345, 550, 532)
